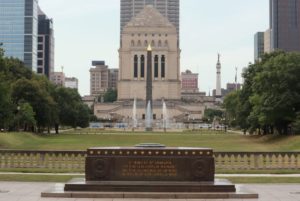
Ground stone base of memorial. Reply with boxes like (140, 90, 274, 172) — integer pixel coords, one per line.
(41, 145, 258, 199)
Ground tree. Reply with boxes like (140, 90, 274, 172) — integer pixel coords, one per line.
(103, 89, 117, 103)
(0, 46, 90, 133)
(223, 51, 300, 135)
(223, 91, 239, 127)
(0, 44, 5, 69)
(204, 108, 224, 123)
(11, 78, 56, 132)
(250, 52, 300, 134)
(76, 104, 90, 128)
(292, 113, 300, 134)
(53, 87, 90, 131)
(16, 102, 36, 132)
(0, 74, 14, 129)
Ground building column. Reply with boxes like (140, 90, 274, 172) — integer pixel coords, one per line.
(137, 53, 140, 80)
(158, 54, 161, 80)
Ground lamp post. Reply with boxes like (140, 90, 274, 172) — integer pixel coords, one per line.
(17, 106, 20, 132)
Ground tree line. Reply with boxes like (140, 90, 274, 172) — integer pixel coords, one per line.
(0, 47, 90, 133)
(223, 51, 300, 135)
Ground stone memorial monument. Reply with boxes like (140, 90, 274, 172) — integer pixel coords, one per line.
(42, 144, 258, 199)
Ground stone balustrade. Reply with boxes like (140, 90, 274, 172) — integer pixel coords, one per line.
(0, 150, 86, 172)
(214, 152, 300, 170)
(0, 150, 299, 172)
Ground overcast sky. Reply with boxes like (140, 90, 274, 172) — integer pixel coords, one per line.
(38, 0, 269, 96)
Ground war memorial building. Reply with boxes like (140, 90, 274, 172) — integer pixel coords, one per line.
(93, 5, 216, 125)
(118, 6, 181, 100)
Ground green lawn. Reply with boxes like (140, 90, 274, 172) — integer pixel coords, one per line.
(0, 131, 300, 151)
(0, 174, 299, 183)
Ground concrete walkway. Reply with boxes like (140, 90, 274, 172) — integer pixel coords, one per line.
(0, 182, 300, 201)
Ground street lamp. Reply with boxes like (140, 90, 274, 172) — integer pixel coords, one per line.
(17, 106, 20, 132)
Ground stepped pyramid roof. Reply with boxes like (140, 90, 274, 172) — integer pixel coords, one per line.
(125, 5, 175, 28)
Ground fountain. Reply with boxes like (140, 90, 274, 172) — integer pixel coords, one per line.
(162, 100, 169, 132)
(132, 98, 137, 130)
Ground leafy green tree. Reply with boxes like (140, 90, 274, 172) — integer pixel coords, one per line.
(53, 87, 80, 128)
(0, 46, 91, 133)
(0, 44, 5, 69)
(250, 52, 300, 134)
(204, 108, 224, 123)
(11, 78, 55, 132)
(76, 104, 90, 128)
(223, 51, 300, 135)
(16, 102, 36, 132)
(223, 91, 239, 126)
(53, 87, 90, 131)
(103, 89, 117, 103)
(1, 58, 32, 81)
(0, 75, 14, 129)
(292, 113, 300, 134)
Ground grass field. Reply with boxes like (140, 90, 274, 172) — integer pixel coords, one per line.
(0, 174, 299, 183)
(0, 131, 300, 151)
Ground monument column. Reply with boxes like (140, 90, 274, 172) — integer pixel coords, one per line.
(216, 54, 222, 98)
(146, 44, 153, 131)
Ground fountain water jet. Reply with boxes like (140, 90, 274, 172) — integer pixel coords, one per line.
(145, 101, 153, 131)
(132, 98, 137, 130)
(162, 100, 169, 131)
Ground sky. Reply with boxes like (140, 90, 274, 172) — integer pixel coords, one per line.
(38, 0, 269, 96)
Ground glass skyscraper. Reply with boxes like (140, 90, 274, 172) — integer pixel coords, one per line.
(0, 0, 38, 71)
(38, 7, 54, 79)
(270, 0, 300, 52)
(120, 0, 180, 38)
(254, 32, 265, 62)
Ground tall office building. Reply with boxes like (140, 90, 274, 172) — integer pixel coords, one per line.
(120, 0, 179, 42)
(0, 0, 38, 71)
(264, 29, 271, 53)
(270, 0, 300, 52)
(37, 7, 54, 79)
(90, 61, 109, 96)
(181, 70, 199, 93)
(254, 32, 265, 62)
(108, 68, 119, 90)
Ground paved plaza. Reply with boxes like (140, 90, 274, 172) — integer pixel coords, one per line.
(0, 182, 299, 201)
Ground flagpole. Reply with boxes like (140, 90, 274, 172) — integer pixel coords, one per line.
(235, 67, 238, 91)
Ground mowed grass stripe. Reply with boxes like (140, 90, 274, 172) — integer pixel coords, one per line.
(0, 132, 300, 151)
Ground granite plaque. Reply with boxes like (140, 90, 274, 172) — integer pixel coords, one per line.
(85, 146, 215, 182)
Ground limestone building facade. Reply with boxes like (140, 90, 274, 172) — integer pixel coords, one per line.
(120, 0, 180, 42)
(118, 5, 181, 101)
